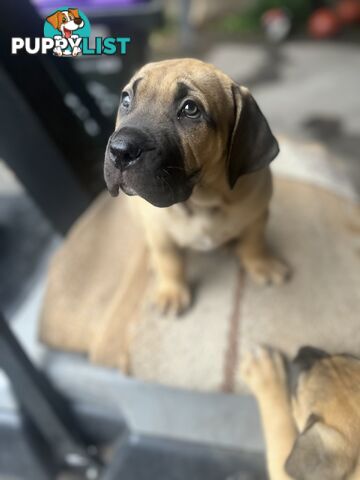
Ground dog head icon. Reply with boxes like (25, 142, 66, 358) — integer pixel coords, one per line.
(46, 8, 84, 38)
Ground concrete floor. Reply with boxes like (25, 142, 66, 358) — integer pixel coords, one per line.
(207, 41, 360, 195)
(1, 40, 359, 469)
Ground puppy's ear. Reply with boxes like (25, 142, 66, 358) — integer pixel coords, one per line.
(46, 11, 62, 30)
(227, 85, 279, 188)
(69, 8, 80, 19)
(285, 416, 353, 480)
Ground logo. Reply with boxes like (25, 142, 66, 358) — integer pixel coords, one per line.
(11, 6, 130, 57)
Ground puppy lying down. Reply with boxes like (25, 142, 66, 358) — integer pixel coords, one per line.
(104, 58, 290, 315)
(241, 346, 360, 480)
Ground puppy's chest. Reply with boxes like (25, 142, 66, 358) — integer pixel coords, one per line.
(165, 204, 245, 251)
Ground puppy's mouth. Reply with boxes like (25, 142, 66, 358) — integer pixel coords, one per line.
(63, 27, 72, 38)
(119, 182, 137, 196)
(104, 160, 200, 208)
(104, 127, 200, 208)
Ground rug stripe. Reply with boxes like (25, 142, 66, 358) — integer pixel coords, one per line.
(221, 267, 245, 393)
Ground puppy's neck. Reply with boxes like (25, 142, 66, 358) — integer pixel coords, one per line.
(189, 168, 233, 208)
(189, 183, 225, 208)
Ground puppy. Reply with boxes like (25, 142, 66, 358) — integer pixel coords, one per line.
(241, 346, 360, 479)
(104, 59, 290, 315)
(46, 8, 84, 56)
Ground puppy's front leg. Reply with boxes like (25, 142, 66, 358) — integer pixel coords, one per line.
(241, 346, 297, 480)
(147, 231, 190, 316)
(236, 211, 290, 285)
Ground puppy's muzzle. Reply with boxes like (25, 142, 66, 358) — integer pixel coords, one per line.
(104, 126, 196, 207)
(108, 127, 151, 170)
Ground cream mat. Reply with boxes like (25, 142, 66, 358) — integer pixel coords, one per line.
(40, 139, 360, 393)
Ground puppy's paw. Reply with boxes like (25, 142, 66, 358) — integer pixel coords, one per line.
(245, 256, 291, 286)
(153, 282, 191, 316)
(72, 47, 82, 56)
(53, 47, 63, 56)
(240, 345, 287, 397)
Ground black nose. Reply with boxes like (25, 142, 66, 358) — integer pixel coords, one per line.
(293, 346, 329, 371)
(288, 346, 330, 396)
(109, 127, 146, 169)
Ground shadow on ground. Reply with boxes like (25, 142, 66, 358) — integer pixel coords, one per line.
(303, 115, 360, 194)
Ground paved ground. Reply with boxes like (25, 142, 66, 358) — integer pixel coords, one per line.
(206, 41, 360, 195)
(0, 40, 359, 476)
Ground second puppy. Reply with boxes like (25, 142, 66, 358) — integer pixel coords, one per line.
(241, 346, 360, 480)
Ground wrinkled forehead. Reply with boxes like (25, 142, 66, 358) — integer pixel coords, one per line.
(125, 60, 232, 114)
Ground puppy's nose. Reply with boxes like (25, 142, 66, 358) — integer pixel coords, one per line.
(74, 18, 83, 25)
(109, 128, 144, 169)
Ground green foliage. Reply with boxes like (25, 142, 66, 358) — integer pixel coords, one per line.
(219, 12, 260, 33)
(218, 0, 316, 34)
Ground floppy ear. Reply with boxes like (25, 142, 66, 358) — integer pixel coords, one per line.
(46, 11, 62, 30)
(285, 416, 353, 480)
(69, 8, 80, 19)
(227, 85, 279, 188)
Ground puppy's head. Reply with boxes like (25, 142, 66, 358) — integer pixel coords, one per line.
(286, 347, 360, 480)
(46, 9, 84, 37)
(104, 58, 279, 208)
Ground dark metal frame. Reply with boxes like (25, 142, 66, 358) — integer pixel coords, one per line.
(0, 0, 115, 234)
(0, 313, 103, 479)
(0, 66, 91, 234)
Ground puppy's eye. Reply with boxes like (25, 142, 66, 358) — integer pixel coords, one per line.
(62, 16, 67, 23)
(181, 100, 200, 119)
(121, 92, 131, 109)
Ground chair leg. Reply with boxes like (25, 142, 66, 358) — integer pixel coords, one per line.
(0, 312, 102, 479)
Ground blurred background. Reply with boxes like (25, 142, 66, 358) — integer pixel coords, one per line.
(0, 0, 359, 478)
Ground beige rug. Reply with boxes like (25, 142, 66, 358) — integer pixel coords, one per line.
(39, 140, 360, 393)
(233, 181, 360, 392)
(131, 180, 360, 392)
